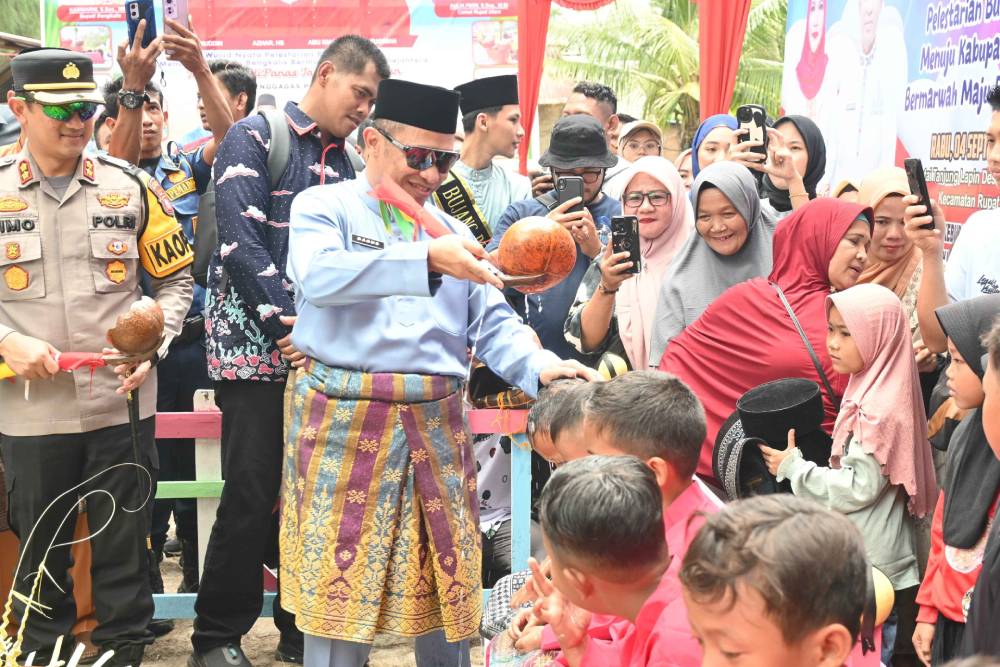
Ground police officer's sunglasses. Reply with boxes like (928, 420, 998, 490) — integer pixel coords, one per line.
(16, 96, 99, 122)
(374, 125, 459, 174)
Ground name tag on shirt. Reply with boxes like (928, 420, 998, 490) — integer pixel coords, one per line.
(352, 234, 384, 250)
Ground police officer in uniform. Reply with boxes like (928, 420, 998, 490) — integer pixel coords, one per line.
(0, 49, 193, 666)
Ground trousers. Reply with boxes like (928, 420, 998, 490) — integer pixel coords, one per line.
(1, 419, 157, 660)
(303, 631, 471, 667)
(191, 380, 298, 652)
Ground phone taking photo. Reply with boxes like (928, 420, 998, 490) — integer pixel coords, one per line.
(736, 104, 768, 158)
(556, 176, 585, 214)
(904, 158, 936, 231)
(125, 0, 157, 48)
(163, 0, 190, 33)
(611, 215, 641, 275)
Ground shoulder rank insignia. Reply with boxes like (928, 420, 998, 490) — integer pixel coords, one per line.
(82, 158, 96, 183)
(5, 242, 21, 261)
(98, 193, 131, 209)
(0, 196, 28, 213)
(63, 62, 81, 80)
(17, 160, 33, 186)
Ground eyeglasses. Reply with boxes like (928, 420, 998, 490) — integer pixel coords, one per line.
(623, 140, 662, 154)
(552, 169, 605, 184)
(375, 125, 459, 174)
(623, 190, 671, 208)
(19, 96, 100, 122)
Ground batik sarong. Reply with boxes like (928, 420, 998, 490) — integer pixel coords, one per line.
(279, 360, 482, 643)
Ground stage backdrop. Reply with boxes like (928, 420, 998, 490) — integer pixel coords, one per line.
(42, 0, 517, 143)
(782, 0, 1000, 251)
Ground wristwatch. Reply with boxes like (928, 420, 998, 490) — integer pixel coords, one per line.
(117, 89, 150, 110)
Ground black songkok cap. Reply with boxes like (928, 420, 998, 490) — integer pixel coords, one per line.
(371, 79, 460, 135)
(455, 75, 519, 115)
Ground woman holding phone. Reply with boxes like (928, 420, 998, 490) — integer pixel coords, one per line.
(647, 161, 777, 363)
(563, 156, 691, 370)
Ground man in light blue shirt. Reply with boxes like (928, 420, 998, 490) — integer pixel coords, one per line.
(282, 78, 597, 667)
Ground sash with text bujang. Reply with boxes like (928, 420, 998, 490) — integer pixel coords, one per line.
(432, 170, 491, 245)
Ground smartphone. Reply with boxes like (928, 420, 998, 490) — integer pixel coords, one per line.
(611, 215, 641, 275)
(556, 176, 585, 214)
(904, 158, 935, 230)
(125, 0, 157, 48)
(736, 104, 768, 158)
(163, 0, 190, 33)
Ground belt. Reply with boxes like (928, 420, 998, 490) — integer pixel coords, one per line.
(173, 315, 205, 346)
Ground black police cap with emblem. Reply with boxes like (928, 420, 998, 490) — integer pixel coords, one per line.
(12, 48, 104, 105)
(455, 75, 519, 116)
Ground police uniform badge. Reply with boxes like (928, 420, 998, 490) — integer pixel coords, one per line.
(0, 196, 28, 213)
(105, 260, 127, 284)
(82, 158, 96, 183)
(98, 193, 131, 209)
(5, 242, 21, 261)
(107, 240, 128, 255)
(62, 61, 81, 80)
(3, 265, 28, 291)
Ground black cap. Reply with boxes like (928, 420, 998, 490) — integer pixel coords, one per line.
(713, 378, 834, 500)
(539, 115, 616, 170)
(455, 75, 518, 116)
(371, 79, 460, 135)
(11, 48, 104, 105)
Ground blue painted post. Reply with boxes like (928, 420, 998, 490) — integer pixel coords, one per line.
(510, 433, 532, 572)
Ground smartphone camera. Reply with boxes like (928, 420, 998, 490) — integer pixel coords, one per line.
(736, 106, 754, 123)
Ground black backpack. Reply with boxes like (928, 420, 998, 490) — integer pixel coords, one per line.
(192, 109, 291, 287)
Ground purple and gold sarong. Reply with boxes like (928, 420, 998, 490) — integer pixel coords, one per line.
(279, 360, 482, 643)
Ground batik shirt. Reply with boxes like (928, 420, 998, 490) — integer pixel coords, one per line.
(205, 101, 355, 382)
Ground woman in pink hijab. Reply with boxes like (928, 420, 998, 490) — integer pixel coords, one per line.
(564, 156, 691, 369)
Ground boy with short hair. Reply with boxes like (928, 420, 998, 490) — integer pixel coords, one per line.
(531, 456, 676, 666)
(680, 494, 869, 667)
(521, 372, 719, 665)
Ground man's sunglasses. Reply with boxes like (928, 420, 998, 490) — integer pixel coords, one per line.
(375, 125, 459, 174)
(18, 96, 100, 122)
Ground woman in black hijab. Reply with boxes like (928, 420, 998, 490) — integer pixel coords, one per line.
(760, 115, 827, 216)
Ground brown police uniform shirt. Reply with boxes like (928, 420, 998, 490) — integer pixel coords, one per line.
(0, 148, 194, 436)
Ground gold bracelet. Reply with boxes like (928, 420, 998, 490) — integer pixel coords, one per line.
(598, 282, 618, 295)
(789, 191, 809, 199)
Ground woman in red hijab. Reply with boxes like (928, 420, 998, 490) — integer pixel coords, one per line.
(657, 198, 873, 482)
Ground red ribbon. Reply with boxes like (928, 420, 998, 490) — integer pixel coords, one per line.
(369, 179, 452, 240)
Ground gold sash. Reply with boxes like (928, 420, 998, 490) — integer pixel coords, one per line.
(432, 170, 492, 245)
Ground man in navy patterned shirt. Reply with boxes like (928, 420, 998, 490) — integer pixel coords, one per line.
(192, 36, 389, 667)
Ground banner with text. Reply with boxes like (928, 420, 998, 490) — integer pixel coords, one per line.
(782, 0, 1000, 247)
(42, 0, 517, 142)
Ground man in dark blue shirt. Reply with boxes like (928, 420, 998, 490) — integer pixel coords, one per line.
(192, 36, 390, 667)
(488, 115, 620, 363)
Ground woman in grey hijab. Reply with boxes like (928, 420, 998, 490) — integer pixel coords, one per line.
(648, 161, 778, 365)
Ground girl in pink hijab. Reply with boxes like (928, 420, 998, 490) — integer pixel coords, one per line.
(564, 156, 692, 369)
(759, 283, 937, 662)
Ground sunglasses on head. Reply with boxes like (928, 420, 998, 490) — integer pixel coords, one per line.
(375, 125, 459, 174)
(19, 96, 100, 122)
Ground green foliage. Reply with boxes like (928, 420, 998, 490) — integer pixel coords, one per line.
(546, 0, 787, 147)
(5, 0, 41, 41)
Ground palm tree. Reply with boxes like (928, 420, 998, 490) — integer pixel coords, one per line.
(546, 0, 787, 147)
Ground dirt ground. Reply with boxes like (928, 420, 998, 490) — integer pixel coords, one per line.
(145, 556, 485, 667)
